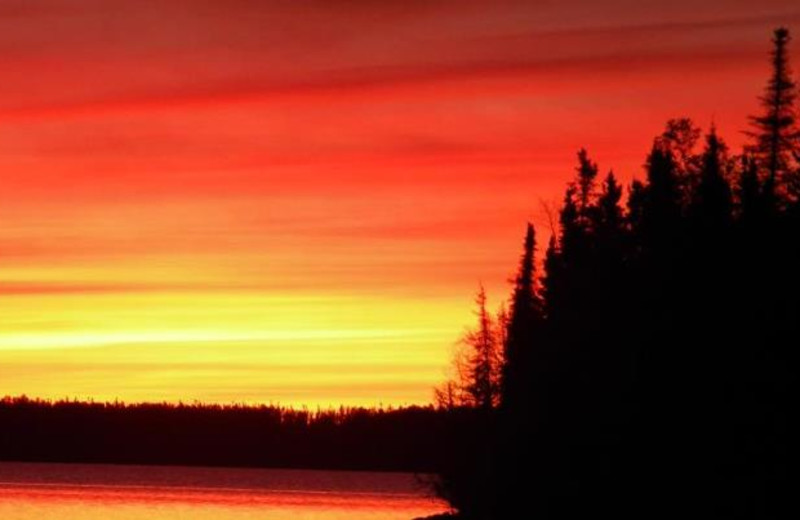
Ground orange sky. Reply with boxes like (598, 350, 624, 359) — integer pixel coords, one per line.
(0, 1, 798, 407)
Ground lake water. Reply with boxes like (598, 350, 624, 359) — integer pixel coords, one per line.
(0, 462, 448, 520)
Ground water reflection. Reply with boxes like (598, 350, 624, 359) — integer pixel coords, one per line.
(0, 463, 447, 520)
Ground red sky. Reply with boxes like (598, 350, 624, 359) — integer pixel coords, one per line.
(0, 1, 798, 406)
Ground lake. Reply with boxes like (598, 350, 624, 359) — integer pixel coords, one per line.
(0, 462, 448, 520)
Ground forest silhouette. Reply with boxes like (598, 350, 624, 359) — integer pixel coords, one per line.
(0, 396, 445, 472)
(433, 27, 796, 519)
(0, 27, 796, 520)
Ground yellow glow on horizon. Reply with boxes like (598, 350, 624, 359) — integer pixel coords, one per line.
(0, 284, 471, 407)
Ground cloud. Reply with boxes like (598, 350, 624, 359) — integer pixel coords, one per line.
(0, 1, 797, 117)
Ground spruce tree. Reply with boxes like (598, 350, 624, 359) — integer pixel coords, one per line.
(463, 285, 499, 411)
(643, 143, 682, 241)
(598, 171, 624, 231)
(501, 223, 539, 405)
(692, 126, 733, 230)
(748, 27, 800, 203)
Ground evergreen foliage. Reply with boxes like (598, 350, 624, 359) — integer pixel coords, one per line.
(437, 28, 798, 520)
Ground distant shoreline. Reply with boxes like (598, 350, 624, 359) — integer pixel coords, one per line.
(0, 396, 451, 474)
(0, 459, 434, 478)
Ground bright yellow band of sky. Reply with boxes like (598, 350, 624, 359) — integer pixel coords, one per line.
(0, 287, 466, 407)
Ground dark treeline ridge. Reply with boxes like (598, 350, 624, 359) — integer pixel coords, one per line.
(436, 29, 796, 519)
(0, 396, 447, 473)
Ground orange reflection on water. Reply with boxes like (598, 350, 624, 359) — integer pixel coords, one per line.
(0, 485, 445, 520)
(0, 463, 447, 520)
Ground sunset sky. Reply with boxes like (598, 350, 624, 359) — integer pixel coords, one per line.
(0, 1, 798, 407)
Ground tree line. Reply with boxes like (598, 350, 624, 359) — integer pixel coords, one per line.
(0, 396, 446, 472)
(435, 28, 797, 519)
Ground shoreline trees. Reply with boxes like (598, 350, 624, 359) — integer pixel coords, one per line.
(438, 27, 798, 519)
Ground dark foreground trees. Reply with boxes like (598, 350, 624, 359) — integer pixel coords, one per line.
(437, 28, 797, 519)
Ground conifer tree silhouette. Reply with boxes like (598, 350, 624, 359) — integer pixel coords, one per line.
(500, 223, 540, 407)
(748, 27, 800, 205)
(435, 28, 795, 520)
(463, 286, 500, 411)
(691, 126, 732, 231)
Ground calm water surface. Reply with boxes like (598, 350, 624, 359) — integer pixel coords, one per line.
(0, 462, 448, 519)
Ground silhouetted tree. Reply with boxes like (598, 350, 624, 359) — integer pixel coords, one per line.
(435, 287, 504, 412)
(463, 286, 500, 411)
(691, 126, 733, 230)
(598, 171, 624, 232)
(658, 118, 703, 202)
(644, 143, 682, 225)
(436, 28, 793, 520)
(748, 27, 800, 204)
(500, 223, 540, 405)
(434, 381, 460, 411)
